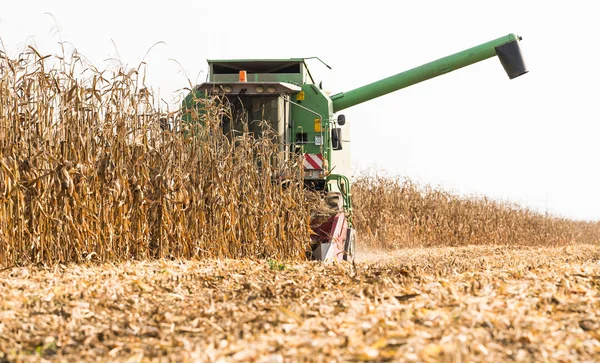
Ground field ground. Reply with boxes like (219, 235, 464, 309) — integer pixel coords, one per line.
(1, 245, 600, 362)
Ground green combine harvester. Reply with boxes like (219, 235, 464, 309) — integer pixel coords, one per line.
(182, 33, 528, 262)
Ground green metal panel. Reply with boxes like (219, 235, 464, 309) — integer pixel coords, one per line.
(289, 83, 333, 167)
(331, 34, 520, 112)
(181, 89, 204, 123)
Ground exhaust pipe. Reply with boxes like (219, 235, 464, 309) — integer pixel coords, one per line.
(496, 38, 528, 79)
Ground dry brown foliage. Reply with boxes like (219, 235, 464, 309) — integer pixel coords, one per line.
(2, 44, 598, 269)
(353, 175, 600, 248)
(1, 245, 599, 362)
(0, 47, 311, 268)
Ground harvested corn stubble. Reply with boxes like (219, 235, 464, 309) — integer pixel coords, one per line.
(1, 245, 599, 362)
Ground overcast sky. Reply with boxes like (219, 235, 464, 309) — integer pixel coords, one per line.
(2, 1, 599, 220)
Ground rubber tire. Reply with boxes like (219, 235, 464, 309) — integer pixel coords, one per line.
(344, 228, 356, 261)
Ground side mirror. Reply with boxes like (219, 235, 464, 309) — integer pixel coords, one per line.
(332, 128, 342, 150)
(337, 114, 346, 126)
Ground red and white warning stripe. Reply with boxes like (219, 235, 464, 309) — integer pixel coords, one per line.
(303, 153, 324, 170)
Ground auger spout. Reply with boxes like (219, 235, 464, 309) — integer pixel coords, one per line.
(331, 34, 527, 112)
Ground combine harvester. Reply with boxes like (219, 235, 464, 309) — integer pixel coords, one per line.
(182, 34, 528, 262)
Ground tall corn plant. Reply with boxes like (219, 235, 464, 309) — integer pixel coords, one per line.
(353, 174, 600, 248)
(0, 47, 311, 267)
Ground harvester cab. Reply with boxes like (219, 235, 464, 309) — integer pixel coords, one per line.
(181, 33, 527, 262)
(184, 58, 345, 188)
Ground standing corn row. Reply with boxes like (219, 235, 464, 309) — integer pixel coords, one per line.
(0, 47, 311, 267)
(353, 175, 600, 248)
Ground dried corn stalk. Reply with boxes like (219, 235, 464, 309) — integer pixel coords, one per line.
(0, 47, 312, 267)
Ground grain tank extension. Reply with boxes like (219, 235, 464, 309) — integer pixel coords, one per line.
(182, 33, 528, 261)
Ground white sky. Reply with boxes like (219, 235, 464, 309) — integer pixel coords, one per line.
(2, 0, 599, 220)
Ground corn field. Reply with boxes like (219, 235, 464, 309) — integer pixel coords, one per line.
(352, 174, 600, 248)
(1, 47, 599, 269)
(1, 44, 600, 363)
(0, 47, 311, 268)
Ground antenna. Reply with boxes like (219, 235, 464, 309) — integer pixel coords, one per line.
(304, 57, 332, 69)
(302, 57, 332, 86)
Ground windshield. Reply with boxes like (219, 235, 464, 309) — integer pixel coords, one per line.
(222, 95, 280, 140)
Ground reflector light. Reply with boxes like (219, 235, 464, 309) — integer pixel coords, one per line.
(239, 70, 247, 82)
(314, 118, 322, 132)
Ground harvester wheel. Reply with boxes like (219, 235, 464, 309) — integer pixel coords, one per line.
(344, 228, 356, 261)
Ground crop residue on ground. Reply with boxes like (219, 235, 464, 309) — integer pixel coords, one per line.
(1, 245, 599, 362)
